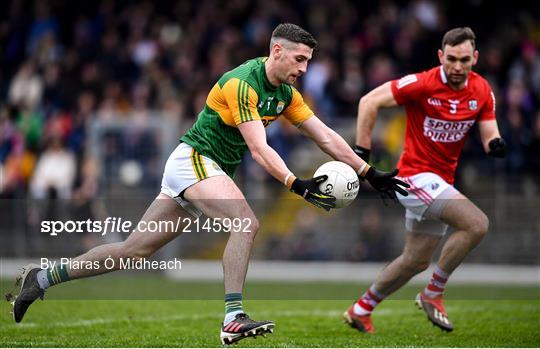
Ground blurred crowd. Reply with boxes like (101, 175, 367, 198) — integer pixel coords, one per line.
(0, 0, 538, 261)
(1, 0, 539, 199)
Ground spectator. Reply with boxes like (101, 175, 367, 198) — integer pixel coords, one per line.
(29, 135, 76, 200)
(8, 61, 43, 110)
(0, 0, 536, 204)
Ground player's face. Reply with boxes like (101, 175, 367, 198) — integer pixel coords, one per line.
(275, 42, 313, 85)
(438, 41, 478, 88)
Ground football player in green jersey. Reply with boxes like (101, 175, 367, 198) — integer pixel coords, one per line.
(11, 23, 408, 345)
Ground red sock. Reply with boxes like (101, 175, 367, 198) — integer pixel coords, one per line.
(424, 265, 449, 298)
(354, 285, 384, 315)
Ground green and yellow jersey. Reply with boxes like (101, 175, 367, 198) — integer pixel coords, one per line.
(181, 57, 314, 177)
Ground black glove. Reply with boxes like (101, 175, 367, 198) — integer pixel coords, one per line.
(353, 145, 371, 162)
(363, 167, 410, 203)
(290, 175, 336, 211)
(488, 137, 506, 158)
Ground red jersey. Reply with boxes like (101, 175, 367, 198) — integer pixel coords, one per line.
(391, 66, 496, 184)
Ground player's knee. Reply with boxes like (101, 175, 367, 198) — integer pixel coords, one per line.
(251, 217, 260, 233)
(467, 213, 489, 242)
(232, 216, 259, 241)
(246, 216, 260, 240)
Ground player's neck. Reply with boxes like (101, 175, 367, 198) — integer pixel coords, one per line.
(264, 58, 281, 87)
(449, 83, 466, 91)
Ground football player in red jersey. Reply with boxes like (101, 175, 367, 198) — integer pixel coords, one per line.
(343, 27, 506, 333)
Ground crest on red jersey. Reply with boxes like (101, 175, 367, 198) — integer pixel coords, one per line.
(468, 99, 478, 111)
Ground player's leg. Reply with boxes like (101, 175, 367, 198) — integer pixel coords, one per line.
(182, 176, 274, 344)
(375, 232, 441, 295)
(344, 231, 440, 333)
(416, 192, 485, 332)
(416, 192, 488, 329)
(437, 192, 488, 273)
(11, 142, 198, 322)
(11, 193, 191, 322)
(184, 175, 259, 296)
(345, 172, 452, 333)
(66, 193, 192, 278)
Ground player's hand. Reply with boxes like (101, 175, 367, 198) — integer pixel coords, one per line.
(362, 167, 410, 202)
(290, 175, 336, 211)
(487, 137, 506, 158)
(353, 145, 371, 162)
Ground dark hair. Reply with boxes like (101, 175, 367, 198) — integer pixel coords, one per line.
(271, 23, 317, 49)
(442, 27, 476, 49)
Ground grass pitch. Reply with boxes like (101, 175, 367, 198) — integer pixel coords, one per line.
(1, 275, 538, 347)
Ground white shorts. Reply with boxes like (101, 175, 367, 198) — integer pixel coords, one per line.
(160, 143, 227, 217)
(396, 172, 459, 236)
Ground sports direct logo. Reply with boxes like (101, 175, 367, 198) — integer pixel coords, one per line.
(423, 116, 475, 143)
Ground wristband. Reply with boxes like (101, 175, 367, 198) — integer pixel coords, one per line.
(357, 163, 370, 177)
(284, 172, 296, 188)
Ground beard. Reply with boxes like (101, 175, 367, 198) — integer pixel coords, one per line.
(286, 72, 300, 85)
(448, 73, 467, 88)
(278, 73, 294, 85)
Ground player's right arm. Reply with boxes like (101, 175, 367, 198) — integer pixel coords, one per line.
(355, 81, 399, 161)
(237, 120, 292, 186)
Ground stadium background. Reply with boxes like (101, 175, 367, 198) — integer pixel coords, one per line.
(1, 0, 539, 347)
(1, 0, 538, 264)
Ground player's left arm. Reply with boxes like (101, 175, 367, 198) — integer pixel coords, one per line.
(478, 120, 506, 158)
(284, 87, 409, 197)
(478, 87, 506, 158)
(298, 115, 368, 175)
(283, 87, 367, 176)
(298, 115, 409, 197)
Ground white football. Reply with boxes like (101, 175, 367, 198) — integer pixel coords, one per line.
(313, 161, 359, 208)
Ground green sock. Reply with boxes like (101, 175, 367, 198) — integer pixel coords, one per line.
(46, 264, 70, 286)
(224, 293, 243, 322)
